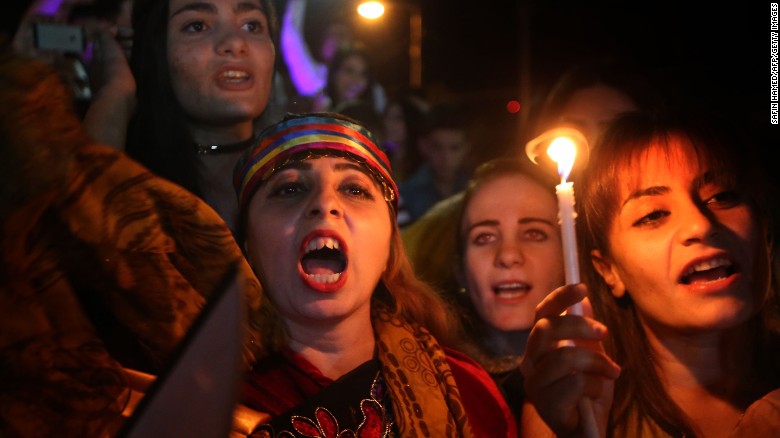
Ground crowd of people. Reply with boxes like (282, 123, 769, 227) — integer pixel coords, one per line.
(1, 0, 778, 437)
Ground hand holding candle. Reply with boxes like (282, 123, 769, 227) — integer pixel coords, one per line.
(526, 128, 599, 438)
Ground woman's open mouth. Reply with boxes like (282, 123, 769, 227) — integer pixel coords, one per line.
(298, 231, 348, 292)
(492, 281, 531, 300)
(679, 256, 737, 285)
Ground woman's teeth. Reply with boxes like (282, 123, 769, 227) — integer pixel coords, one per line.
(681, 257, 734, 284)
(221, 70, 249, 81)
(307, 272, 342, 284)
(493, 283, 529, 298)
(305, 237, 340, 253)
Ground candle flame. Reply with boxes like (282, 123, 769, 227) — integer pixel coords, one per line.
(547, 137, 577, 183)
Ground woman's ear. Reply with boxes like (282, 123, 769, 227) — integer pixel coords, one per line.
(590, 249, 626, 298)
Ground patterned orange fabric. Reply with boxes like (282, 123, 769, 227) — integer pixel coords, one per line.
(0, 52, 262, 437)
(373, 311, 473, 438)
(0, 144, 264, 436)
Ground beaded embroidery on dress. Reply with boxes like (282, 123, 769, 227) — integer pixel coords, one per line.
(252, 372, 395, 438)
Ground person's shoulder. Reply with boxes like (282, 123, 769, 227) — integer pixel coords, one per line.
(444, 346, 518, 438)
(444, 345, 510, 390)
(444, 346, 483, 369)
(757, 387, 780, 406)
(732, 387, 780, 437)
(71, 144, 239, 254)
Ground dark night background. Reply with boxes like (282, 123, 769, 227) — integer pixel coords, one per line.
(3, 1, 777, 154)
(292, 0, 778, 155)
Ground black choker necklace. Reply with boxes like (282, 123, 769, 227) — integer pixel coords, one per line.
(195, 136, 256, 155)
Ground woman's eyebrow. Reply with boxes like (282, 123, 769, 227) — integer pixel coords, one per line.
(170, 1, 216, 18)
(235, 1, 263, 13)
(334, 162, 371, 176)
(518, 217, 556, 227)
(465, 216, 557, 234)
(277, 161, 312, 172)
(622, 186, 669, 208)
(465, 219, 499, 234)
(170, 1, 262, 18)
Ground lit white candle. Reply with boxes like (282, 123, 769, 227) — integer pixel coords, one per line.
(547, 137, 581, 301)
(546, 136, 598, 438)
(556, 181, 580, 285)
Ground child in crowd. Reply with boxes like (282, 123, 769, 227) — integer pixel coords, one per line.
(397, 102, 472, 227)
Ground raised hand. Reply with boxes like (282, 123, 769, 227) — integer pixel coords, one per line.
(82, 28, 136, 149)
(519, 283, 620, 437)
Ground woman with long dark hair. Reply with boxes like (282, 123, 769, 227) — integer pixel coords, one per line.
(85, 0, 280, 233)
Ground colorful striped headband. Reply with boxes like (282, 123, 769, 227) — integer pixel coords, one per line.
(234, 113, 398, 216)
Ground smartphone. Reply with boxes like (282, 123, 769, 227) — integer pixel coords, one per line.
(33, 22, 86, 54)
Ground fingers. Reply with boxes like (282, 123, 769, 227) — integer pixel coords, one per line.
(525, 283, 610, 363)
(522, 367, 613, 437)
(521, 342, 618, 437)
(88, 30, 135, 92)
(535, 283, 590, 320)
(528, 372, 608, 434)
(92, 29, 124, 57)
(523, 312, 609, 364)
(520, 283, 618, 437)
(526, 345, 620, 391)
(522, 303, 620, 386)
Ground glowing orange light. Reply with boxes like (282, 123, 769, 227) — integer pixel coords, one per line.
(357, 1, 385, 19)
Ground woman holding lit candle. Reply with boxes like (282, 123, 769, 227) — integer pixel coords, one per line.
(520, 110, 780, 437)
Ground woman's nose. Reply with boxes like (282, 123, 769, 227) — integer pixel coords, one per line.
(306, 187, 342, 219)
(679, 200, 719, 245)
(215, 27, 248, 57)
(495, 241, 525, 268)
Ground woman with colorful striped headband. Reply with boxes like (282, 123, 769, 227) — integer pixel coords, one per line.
(234, 112, 516, 437)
